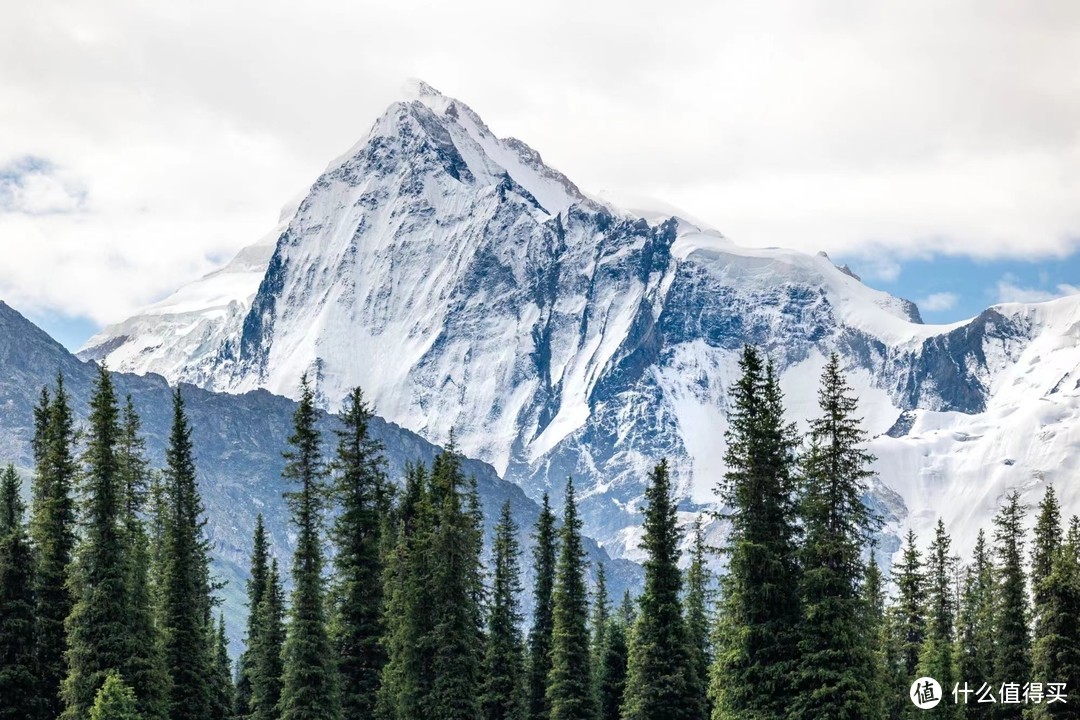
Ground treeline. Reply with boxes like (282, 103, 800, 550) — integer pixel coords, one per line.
(0, 351, 1077, 720)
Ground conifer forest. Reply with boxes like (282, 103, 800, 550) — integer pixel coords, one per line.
(3, 348, 1079, 720)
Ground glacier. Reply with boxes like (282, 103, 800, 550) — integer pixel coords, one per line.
(81, 79, 1080, 566)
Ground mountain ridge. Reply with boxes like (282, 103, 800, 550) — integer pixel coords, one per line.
(78, 81, 1080, 566)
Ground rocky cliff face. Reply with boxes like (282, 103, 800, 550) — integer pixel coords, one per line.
(0, 300, 639, 653)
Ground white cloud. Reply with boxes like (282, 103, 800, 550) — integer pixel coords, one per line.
(917, 292, 960, 312)
(995, 278, 1080, 304)
(0, 1, 1078, 326)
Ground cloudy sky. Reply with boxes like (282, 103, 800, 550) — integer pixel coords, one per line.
(3, 0, 1079, 348)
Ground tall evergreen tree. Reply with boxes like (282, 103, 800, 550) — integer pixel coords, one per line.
(862, 551, 890, 720)
(0, 465, 39, 720)
(595, 614, 628, 720)
(918, 520, 958, 718)
(526, 493, 558, 720)
(791, 353, 879, 720)
(237, 515, 271, 719)
(376, 463, 434, 720)
(684, 517, 711, 720)
(623, 460, 701, 720)
(279, 376, 340, 720)
(892, 530, 926, 682)
(209, 614, 233, 720)
(992, 491, 1030, 720)
(328, 387, 389, 720)
(31, 375, 78, 720)
(250, 559, 285, 720)
(711, 347, 800, 720)
(482, 501, 526, 720)
(89, 671, 143, 720)
(1032, 485, 1063, 658)
(427, 446, 484, 720)
(62, 366, 137, 720)
(589, 561, 610, 716)
(117, 397, 168, 720)
(955, 530, 995, 720)
(1030, 546, 1080, 716)
(547, 479, 595, 720)
(160, 387, 215, 720)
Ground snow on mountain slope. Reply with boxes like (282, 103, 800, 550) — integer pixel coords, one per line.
(82, 81, 1080, 566)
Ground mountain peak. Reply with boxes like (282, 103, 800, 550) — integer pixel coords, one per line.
(401, 77, 444, 100)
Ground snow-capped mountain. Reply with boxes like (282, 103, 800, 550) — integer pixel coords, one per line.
(82, 80, 1080, 563)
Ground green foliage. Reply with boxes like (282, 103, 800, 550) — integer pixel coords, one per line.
(589, 560, 610, 712)
(117, 398, 169, 720)
(376, 463, 434, 720)
(210, 614, 234, 720)
(0, 465, 39, 720)
(595, 615, 628, 720)
(710, 347, 800, 720)
(684, 517, 712, 719)
(89, 671, 143, 720)
(237, 515, 270, 719)
(623, 460, 702, 720)
(279, 376, 341, 720)
(426, 445, 484, 720)
(482, 501, 526, 720)
(328, 387, 389, 720)
(955, 531, 994, 720)
(916, 521, 958, 719)
(992, 490, 1030, 720)
(791, 353, 879, 720)
(250, 559, 285, 720)
(547, 479, 595, 720)
(861, 551, 890, 720)
(526, 493, 558, 720)
(159, 387, 215, 720)
(62, 366, 138, 720)
(31, 375, 78, 720)
(1030, 545, 1080, 717)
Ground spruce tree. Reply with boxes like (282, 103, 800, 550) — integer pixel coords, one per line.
(31, 375, 78, 720)
(918, 520, 958, 718)
(955, 530, 995, 720)
(992, 490, 1030, 720)
(595, 614, 628, 720)
(210, 614, 233, 720)
(90, 671, 143, 720)
(250, 559, 285, 720)
(684, 517, 711, 720)
(526, 493, 558, 720)
(376, 463, 434, 720)
(1030, 546, 1080, 715)
(482, 501, 526, 720)
(711, 347, 800, 720)
(0, 465, 39, 720)
(892, 530, 926, 682)
(160, 387, 215, 720)
(589, 562, 610, 714)
(427, 446, 484, 720)
(328, 387, 388, 720)
(791, 353, 878, 720)
(547, 479, 595, 720)
(237, 515, 270, 719)
(623, 460, 701, 720)
(1032, 485, 1063, 662)
(862, 551, 890, 720)
(62, 366, 137, 720)
(117, 397, 168, 720)
(279, 376, 340, 720)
